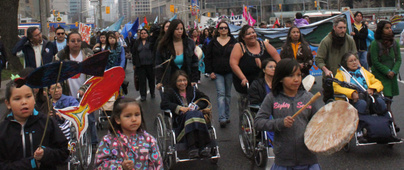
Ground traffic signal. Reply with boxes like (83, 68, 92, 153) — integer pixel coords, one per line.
(170, 5, 174, 13)
(314, 1, 317, 7)
(190, 5, 192, 12)
(207, 12, 211, 17)
(279, 4, 282, 9)
(106, 6, 110, 14)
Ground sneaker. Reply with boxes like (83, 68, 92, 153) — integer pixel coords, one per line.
(140, 96, 146, 101)
(199, 147, 212, 158)
(204, 73, 209, 77)
(188, 149, 200, 159)
(220, 121, 226, 128)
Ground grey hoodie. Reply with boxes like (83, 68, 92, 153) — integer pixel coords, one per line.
(254, 90, 322, 166)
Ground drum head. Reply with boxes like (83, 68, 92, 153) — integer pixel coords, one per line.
(302, 75, 315, 92)
(304, 100, 358, 155)
(195, 46, 203, 60)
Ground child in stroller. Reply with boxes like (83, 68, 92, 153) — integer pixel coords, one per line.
(331, 52, 401, 144)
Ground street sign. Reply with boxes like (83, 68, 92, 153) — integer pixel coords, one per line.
(56, 17, 62, 22)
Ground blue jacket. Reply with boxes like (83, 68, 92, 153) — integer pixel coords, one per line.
(53, 94, 79, 109)
(12, 37, 57, 68)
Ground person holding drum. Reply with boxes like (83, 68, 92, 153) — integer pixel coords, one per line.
(254, 58, 322, 170)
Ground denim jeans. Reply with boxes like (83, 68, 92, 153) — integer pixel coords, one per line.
(354, 96, 386, 115)
(214, 73, 233, 122)
(358, 51, 368, 70)
(88, 112, 99, 145)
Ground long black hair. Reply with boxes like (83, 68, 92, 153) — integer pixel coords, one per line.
(238, 25, 254, 44)
(272, 58, 303, 96)
(214, 21, 232, 38)
(109, 97, 146, 135)
(158, 19, 187, 55)
(106, 31, 118, 50)
(61, 32, 82, 59)
(259, 58, 277, 78)
(169, 70, 191, 90)
(281, 26, 311, 59)
(375, 20, 391, 40)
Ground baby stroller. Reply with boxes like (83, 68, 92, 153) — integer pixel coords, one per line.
(324, 75, 402, 151)
(97, 95, 116, 130)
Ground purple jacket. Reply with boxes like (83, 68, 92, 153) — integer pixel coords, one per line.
(294, 18, 309, 27)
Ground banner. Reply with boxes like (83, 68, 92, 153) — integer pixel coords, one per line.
(79, 23, 92, 44)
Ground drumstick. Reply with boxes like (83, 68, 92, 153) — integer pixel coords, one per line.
(291, 92, 322, 119)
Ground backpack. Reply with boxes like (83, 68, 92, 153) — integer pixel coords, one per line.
(367, 40, 398, 67)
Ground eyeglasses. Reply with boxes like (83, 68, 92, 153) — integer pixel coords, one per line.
(219, 27, 228, 30)
(50, 86, 62, 91)
(57, 32, 65, 35)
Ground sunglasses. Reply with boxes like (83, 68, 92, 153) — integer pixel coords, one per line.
(57, 32, 65, 35)
(218, 27, 228, 30)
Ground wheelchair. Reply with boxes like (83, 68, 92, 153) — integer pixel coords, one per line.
(155, 107, 220, 169)
(333, 93, 403, 152)
(239, 105, 274, 167)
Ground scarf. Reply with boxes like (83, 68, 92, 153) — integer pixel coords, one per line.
(381, 33, 394, 55)
(331, 30, 346, 49)
(348, 68, 368, 90)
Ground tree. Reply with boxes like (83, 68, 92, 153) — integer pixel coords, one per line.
(0, 0, 23, 70)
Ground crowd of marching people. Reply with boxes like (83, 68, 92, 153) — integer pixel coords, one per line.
(0, 10, 401, 169)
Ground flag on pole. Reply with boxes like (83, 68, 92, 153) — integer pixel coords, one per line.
(130, 17, 140, 37)
(273, 18, 280, 28)
(143, 16, 148, 26)
(231, 12, 234, 17)
(154, 16, 158, 24)
(248, 12, 256, 26)
(104, 16, 125, 31)
(170, 14, 177, 21)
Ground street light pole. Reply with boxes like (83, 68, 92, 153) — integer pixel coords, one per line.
(98, 0, 103, 29)
(39, 0, 49, 36)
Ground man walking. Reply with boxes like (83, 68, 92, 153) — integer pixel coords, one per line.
(12, 27, 57, 68)
(315, 17, 357, 103)
(54, 26, 67, 51)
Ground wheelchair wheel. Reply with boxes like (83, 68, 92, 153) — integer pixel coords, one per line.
(239, 110, 256, 158)
(78, 131, 92, 170)
(255, 149, 267, 167)
(155, 114, 168, 159)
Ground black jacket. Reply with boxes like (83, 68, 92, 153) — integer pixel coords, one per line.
(12, 37, 57, 68)
(248, 78, 270, 106)
(0, 110, 69, 169)
(131, 39, 154, 67)
(0, 40, 7, 69)
(205, 36, 237, 74)
(352, 22, 368, 51)
(161, 86, 209, 118)
(155, 38, 199, 85)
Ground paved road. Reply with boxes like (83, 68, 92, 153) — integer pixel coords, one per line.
(2, 58, 404, 169)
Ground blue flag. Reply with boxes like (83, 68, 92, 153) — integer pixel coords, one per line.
(121, 22, 132, 39)
(169, 14, 177, 21)
(104, 16, 125, 32)
(129, 17, 140, 37)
